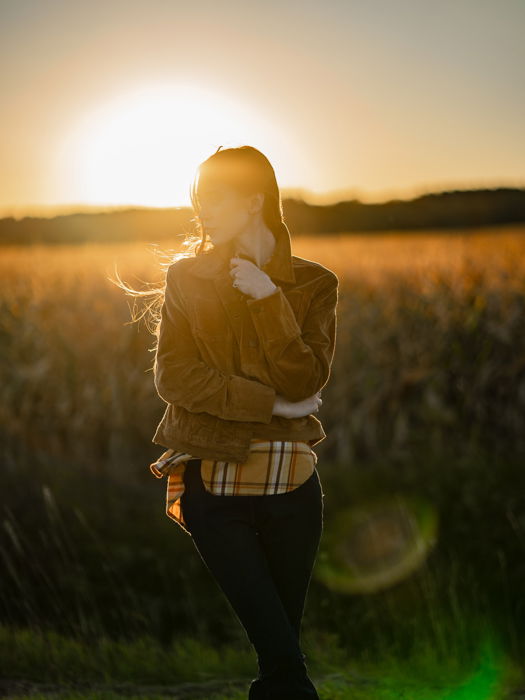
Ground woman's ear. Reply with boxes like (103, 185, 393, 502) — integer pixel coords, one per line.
(247, 191, 265, 215)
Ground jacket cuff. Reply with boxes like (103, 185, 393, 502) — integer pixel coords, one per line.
(246, 286, 302, 343)
(227, 375, 276, 423)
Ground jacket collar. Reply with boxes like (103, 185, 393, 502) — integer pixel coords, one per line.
(189, 221, 296, 284)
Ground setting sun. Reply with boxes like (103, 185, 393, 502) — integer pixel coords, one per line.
(54, 81, 290, 208)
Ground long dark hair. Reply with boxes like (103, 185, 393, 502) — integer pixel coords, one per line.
(190, 144, 286, 242)
(110, 144, 287, 341)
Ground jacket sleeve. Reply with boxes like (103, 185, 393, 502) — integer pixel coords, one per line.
(154, 264, 276, 423)
(245, 272, 338, 402)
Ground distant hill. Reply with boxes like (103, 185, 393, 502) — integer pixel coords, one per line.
(1, 187, 524, 245)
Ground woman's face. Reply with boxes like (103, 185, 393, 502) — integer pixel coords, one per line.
(197, 182, 251, 247)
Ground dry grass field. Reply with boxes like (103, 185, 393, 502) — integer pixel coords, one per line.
(1, 224, 525, 698)
(1, 222, 524, 463)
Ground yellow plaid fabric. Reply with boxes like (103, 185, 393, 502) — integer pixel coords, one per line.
(149, 438, 318, 534)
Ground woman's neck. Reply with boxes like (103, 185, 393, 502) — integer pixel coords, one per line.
(233, 220, 275, 268)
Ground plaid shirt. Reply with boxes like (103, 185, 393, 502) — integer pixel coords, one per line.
(149, 438, 318, 535)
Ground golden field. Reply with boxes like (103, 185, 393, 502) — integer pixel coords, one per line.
(2, 224, 525, 690)
(1, 222, 524, 468)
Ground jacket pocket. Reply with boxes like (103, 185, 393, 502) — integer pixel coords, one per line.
(166, 405, 215, 446)
(189, 296, 228, 341)
(211, 417, 240, 449)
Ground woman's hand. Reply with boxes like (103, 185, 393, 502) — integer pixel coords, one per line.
(229, 257, 277, 299)
(272, 391, 323, 418)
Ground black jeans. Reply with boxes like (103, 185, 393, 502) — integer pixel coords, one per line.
(180, 457, 324, 700)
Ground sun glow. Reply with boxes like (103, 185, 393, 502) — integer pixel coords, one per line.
(55, 82, 287, 208)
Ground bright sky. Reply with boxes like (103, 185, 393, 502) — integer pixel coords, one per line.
(1, 0, 524, 218)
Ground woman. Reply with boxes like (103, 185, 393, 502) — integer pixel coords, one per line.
(150, 145, 339, 699)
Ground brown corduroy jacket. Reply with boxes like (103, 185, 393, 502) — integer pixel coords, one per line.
(152, 221, 339, 462)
